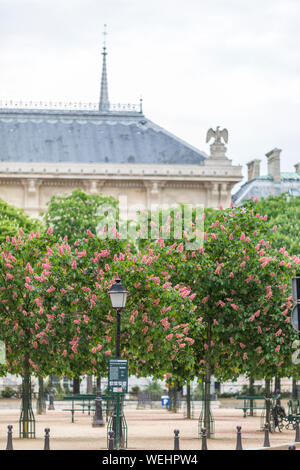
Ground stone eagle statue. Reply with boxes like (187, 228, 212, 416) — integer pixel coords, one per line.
(206, 126, 228, 145)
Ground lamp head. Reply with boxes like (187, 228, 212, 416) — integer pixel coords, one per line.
(108, 278, 128, 309)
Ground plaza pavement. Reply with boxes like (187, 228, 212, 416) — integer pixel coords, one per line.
(0, 399, 299, 450)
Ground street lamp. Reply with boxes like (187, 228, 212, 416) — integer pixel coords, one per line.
(108, 278, 128, 450)
(108, 278, 128, 359)
(108, 278, 128, 309)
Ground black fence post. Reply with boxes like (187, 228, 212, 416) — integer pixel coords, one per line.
(236, 426, 243, 450)
(174, 429, 180, 450)
(263, 423, 270, 447)
(201, 427, 207, 450)
(295, 420, 300, 443)
(44, 428, 50, 450)
(108, 431, 115, 450)
(6, 425, 13, 450)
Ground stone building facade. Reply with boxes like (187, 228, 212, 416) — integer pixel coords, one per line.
(0, 44, 242, 220)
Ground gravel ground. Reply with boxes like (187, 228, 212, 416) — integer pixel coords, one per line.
(0, 405, 298, 450)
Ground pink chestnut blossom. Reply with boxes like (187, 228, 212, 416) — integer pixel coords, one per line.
(26, 263, 34, 274)
(215, 263, 224, 275)
(185, 338, 194, 345)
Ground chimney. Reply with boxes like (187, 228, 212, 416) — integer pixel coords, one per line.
(265, 148, 281, 183)
(247, 159, 260, 181)
(295, 163, 300, 173)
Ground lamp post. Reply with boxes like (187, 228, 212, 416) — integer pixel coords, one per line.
(108, 278, 128, 449)
(291, 275, 300, 401)
(109, 278, 128, 359)
(292, 275, 300, 338)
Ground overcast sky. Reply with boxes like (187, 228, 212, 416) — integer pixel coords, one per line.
(0, 0, 299, 189)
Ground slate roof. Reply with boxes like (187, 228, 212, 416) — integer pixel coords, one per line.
(232, 173, 300, 205)
(0, 108, 207, 165)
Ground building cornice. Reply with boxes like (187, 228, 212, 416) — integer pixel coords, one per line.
(0, 161, 243, 183)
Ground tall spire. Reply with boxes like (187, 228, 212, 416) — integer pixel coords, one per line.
(99, 24, 110, 112)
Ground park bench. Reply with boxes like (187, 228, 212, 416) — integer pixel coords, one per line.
(62, 394, 114, 423)
(62, 394, 96, 422)
(236, 395, 300, 432)
(236, 396, 266, 418)
(273, 400, 300, 431)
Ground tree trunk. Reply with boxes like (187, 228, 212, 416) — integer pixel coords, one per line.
(274, 377, 281, 405)
(249, 377, 255, 416)
(169, 386, 174, 412)
(204, 360, 212, 437)
(22, 353, 31, 438)
(86, 376, 93, 394)
(265, 379, 271, 428)
(73, 377, 80, 395)
(203, 320, 212, 438)
(169, 386, 176, 412)
(37, 377, 46, 414)
(292, 377, 297, 400)
(174, 385, 178, 414)
(96, 375, 101, 393)
(186, 382, 191, 419)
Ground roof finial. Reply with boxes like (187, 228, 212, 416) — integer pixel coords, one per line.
(103, 23, 107, 48)
(99, 24, 110, 112)
(139, 95, 143, 114)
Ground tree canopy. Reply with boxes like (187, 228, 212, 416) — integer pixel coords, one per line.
(43, 189, 119, 246)
(0, 197, 41, 243)
(142, 199, 299, 384)
(243, 193, 300, 256)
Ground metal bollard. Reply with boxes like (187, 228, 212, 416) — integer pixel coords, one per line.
(295, 420, 300, 443)
(6, 425, 13, 450)
(44, 428, 50, 450)
(263, 423, 270, 447)
(108, 431, 115, 450)
(236, 426, 243, 450)
(201, 427, 208, 450)
(92, 390, 104, 427)
(174, 429, 180, 450)
(289, 445, 296, 450)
